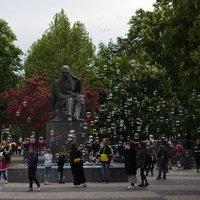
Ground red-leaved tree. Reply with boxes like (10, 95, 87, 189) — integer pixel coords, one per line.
(0, 75, 106, 138)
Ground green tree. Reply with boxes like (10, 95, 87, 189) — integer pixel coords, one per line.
(94, 41, 177, 141)
(24, 10, 95, 79)
(125, 0, 200, 94)
(0, 19, 22, 93)
(0, 19, 22, 127)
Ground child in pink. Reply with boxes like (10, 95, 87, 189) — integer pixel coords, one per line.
(0, 152, 8, 183)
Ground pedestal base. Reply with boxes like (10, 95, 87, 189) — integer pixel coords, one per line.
(46, 121, 87, 159)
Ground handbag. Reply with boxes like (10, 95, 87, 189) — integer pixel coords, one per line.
(100, 148, 108, 162)
(74, 158, 81, 163)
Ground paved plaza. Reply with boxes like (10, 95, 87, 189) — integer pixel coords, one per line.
(0, 169, 200, 200)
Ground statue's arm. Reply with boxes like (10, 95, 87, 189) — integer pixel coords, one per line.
(54, 82, 78, 99)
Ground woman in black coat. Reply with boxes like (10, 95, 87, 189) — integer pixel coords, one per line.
(124, 141, 137, 189)
(69, 142, 86, 187)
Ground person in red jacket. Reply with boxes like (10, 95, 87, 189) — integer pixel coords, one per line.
(174, 142, 184, 169)
(0, 152, 8, 184)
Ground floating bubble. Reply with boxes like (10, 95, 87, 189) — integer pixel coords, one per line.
(134, 133, 139, 140)
(115, 63, 120, 68)
(127, 98, 133, 105)
(26, 117, 31, 123)
(116, 69, 121, 74)
(107, 115, 111, 122)
(89, 135, 93, 142)
(86, 112, 92, 118)
(175, 120, 180, 126)
(172, 127, 176, 133)
(160, 116, 164, 123)
(82, 149, 86, 156)
(69, 130, 76, 134)
(50, 130, 54, 136)
(81, 132, 86, 137)
(94, 116, 99, 123)
(16, 111, 20, 117)
(83, 122, 88, 130)
(22, 101, 27, 107)
(67, 134, 76, 141)
(103, 65, 108, 71)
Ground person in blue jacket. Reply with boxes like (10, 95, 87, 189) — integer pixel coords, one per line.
(26, 146, 41, 192)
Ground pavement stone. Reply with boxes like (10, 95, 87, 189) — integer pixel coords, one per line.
(0, 169, 200, 200)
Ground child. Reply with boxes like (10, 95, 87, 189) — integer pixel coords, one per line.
(57, 146, 67, 184)
(44, 148, 53, 185)
(0, 152, 8, 184)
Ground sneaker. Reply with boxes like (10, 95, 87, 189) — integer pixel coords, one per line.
(128, 185, 135, 189)
(59, 180, 65, 184)
(37, 187, 41, 192)
(144, 182, 149, 187)
(131, 183, 135, 187)
(25, 188, 33, 192)
(162, 176, 166, 180)
(138, 183, 145, 187)
(74, 185, 81, 188)
(5, 180, 8, 184)
(81, 183, 87, 187)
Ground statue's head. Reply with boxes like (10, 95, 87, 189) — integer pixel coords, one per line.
(61, 65, 71, 80)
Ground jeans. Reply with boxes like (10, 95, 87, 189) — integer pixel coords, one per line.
(176, 156, 183, 167)
(0, 170, 7, 181)
(44, 167, 52, 182)
(101, 162, 110, 182)
(157, 158, 168, 178)
(127, 175, 137, 185)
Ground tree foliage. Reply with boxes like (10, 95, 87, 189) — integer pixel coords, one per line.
(120, 0, 200, 94)
(24, 10, 95, 79)
(0, 19, 22, 93)
(93, 42, 178, 141)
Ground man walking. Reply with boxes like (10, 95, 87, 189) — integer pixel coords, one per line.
(26, 146, 41, 192)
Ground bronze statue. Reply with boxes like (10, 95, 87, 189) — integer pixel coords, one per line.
(51, 65, 84, 122)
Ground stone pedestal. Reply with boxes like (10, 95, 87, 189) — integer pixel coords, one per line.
(46, 121, 87, 160)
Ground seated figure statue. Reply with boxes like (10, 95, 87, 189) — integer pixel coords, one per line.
(51, 65, 84, 122)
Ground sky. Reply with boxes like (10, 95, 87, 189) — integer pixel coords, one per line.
(0, 0, 156, 53)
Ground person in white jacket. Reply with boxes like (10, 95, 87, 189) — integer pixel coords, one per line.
(44, 148, 53, 185)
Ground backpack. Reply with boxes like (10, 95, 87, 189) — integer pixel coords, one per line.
(146, 150, 152, 165)
(158, 144, 168, 159)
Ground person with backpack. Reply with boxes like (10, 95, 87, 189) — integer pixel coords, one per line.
(156, 139, 169, 180)
(174, 142, 184, 169)
(146, 140, 157, 177)
(137, 141, 149, 187)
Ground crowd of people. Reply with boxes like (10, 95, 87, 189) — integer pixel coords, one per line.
(0, 135, 200, 192)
